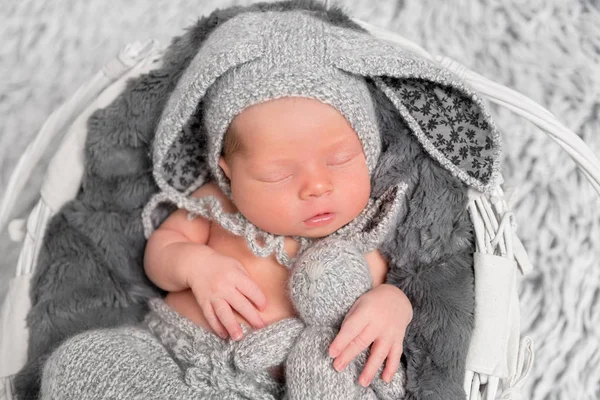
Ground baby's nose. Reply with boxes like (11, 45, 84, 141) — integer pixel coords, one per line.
(299, 171, 333, 199)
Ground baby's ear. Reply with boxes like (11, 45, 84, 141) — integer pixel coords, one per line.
(218, 156, 232, 180)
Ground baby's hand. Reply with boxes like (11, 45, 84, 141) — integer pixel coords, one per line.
(328, 284, 413, 387)
(186, 251, 267, 340)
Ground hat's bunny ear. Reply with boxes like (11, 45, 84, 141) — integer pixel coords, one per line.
(335, 183, 408, 253)
(326, 25, 502, 193)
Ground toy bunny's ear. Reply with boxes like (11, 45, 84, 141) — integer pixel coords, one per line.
(326, 25, 502, 193)
(335, 183, 408, 253)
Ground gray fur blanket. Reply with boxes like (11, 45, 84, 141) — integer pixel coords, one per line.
(15, 1, 481, 398)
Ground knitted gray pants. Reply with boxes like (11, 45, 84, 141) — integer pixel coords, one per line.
(41, 299, 304, 400)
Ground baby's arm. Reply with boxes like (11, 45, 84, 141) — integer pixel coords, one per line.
(144, 184, 215, 292)
(143, 183, 267, 338)
(364, 250, 389, 287)
(144, 223, 207, 293)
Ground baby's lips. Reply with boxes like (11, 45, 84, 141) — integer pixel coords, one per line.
(303, 212, 335, 227)
(305, 207, 333, 221)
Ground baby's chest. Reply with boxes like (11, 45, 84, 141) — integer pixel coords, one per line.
(206, 223, 290, 278)
(207, 222, 388, 289)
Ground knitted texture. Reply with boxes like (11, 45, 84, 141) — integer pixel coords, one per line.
(286, 239, 406, 399)
(146, 9, 501, 217)
(40, 297, 400, 399)
(41, 326, 201, 399)
(142, 191, 314, 268)
(282, 182, 407, 399)
(41, 299, 303, 399)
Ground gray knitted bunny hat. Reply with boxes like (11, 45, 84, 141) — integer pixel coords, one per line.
(202, 50, 381, 199)
(142, 8, 502, 265)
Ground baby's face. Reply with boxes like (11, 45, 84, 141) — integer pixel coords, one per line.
(219, 97, 371, 238)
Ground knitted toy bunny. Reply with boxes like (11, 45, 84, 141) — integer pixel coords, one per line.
(284, 184, 407, 400)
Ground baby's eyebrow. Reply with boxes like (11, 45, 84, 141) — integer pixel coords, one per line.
(247, 158, 294, 169)
(326, 135, 362, 151)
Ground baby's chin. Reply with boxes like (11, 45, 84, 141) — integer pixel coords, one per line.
(296, 228, 337, 239)
(288, 219, 350, 239)
(257, 225, 337, 239)
(246, 223, 332, 240)
(248, 213, 356, 239)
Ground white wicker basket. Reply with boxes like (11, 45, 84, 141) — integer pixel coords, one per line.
(1, 16, 599, 400)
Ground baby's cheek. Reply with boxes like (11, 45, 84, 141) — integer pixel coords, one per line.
(343, 172, 371, 211)
(243, 191, 297, 234)
(266, 195, 299, 225)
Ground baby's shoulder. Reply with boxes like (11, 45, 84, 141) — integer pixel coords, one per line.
(192, 182, 237, 213)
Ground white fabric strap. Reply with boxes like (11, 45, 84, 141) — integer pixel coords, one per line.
(466, 252, 517, 378)
(1, 376, 15, 400)
(463, 182, 535, 400)
(499, 337, 534, 400)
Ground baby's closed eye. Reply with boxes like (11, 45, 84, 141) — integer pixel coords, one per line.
(255, 169, 293, 183)
(327, 150, 361, 166)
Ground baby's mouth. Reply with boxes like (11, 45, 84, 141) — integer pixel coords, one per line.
(304, 212, 335, 227)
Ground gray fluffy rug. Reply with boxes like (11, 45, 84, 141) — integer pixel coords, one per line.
(1, 0, 599, 399)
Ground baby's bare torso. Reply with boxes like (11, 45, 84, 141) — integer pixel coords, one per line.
(165, 184, 389, 334)
(165, 221, 301, 329)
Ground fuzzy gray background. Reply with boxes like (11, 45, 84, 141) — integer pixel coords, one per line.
(1, 0, 599, 399)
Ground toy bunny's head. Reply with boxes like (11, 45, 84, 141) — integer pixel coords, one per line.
(289, 238, 372, 327)
(289, 183, 408, 327)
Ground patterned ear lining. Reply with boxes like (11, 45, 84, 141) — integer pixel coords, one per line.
(383, 76, 498, 186)
(162, 109, 209, 193)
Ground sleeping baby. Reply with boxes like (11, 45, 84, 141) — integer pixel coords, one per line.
(143, 93, 413, 388)
(41, 9, 412, 400)
(138, 7, 415, 395)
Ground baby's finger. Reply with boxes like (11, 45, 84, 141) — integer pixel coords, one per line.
(212, 298, 243, 340)
(329, 312, 368, 358)
(201, 302, 228, 339)
(359, 339, 391, 387)
(332, 324, 376, 372)
(229, 290, 266, 329)
(382, 341, 403, 383)
(236, 276, 267, 311)
(341, 300, 360, 324)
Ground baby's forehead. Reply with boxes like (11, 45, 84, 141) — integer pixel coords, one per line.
(231, 97, 347, 124)
(233, 120, 361, 149)
(230, 97, 359, 140)
(236, 134, 364, 168)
